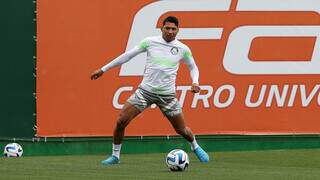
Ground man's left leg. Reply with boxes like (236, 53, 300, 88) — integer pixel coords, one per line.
(166, 113, 209, 163)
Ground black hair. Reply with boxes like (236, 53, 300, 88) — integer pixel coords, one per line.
(162, 16, 179, 27)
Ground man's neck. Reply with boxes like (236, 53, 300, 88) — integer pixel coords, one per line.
(162, 36, 175, 43)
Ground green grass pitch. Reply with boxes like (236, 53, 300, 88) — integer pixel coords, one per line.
(1, 149, 320, 180)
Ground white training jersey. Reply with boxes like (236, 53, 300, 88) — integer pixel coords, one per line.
(101, 36, 199, 95)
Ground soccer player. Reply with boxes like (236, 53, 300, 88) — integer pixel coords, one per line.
(91, 16, 209, 165)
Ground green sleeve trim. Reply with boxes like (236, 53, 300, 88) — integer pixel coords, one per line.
(183, 51, 193, 60)
(139, 40, 149, 50)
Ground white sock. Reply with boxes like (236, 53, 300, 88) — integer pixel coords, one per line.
(112, 143, 122, 159)
(190, 137, 199, 151)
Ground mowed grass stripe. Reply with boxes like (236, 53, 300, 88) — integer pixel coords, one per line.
(0, 149, 320, 180)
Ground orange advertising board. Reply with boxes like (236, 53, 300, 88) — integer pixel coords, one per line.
(37, 0, 320, 137)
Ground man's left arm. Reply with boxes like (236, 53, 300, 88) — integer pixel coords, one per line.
(183, 50, 200, 93)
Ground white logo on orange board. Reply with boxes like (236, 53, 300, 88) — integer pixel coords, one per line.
(120, 0, 320, 75)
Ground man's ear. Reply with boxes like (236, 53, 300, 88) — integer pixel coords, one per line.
(160, 26, 164, 32)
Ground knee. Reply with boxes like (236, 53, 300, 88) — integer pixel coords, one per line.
(116, 113, 129, 130)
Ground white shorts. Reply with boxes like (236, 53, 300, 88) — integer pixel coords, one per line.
(127, 87, 182, 117)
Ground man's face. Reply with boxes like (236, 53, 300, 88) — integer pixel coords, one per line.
(161, 22, 179, 42)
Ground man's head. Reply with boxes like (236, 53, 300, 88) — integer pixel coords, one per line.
(161, 16, 179, 42)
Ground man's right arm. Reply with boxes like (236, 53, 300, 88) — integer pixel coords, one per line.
(90, 47, 145, 80)
(91, 38, 149, 80)
(100, 46, 144, 72)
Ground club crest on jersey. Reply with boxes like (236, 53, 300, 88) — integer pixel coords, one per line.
(170, 47, 179, 55)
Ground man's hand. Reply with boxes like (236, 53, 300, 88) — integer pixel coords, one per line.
(191, 83, 200, 93)
(90, 69, 104, 80)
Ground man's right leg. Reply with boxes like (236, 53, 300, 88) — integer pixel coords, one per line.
(101, 102, 141, 165)
(113, 102, 141, 144)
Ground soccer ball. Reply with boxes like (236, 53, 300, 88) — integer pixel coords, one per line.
(3, 143, 23, 157)
(166, 149, 189, 171)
